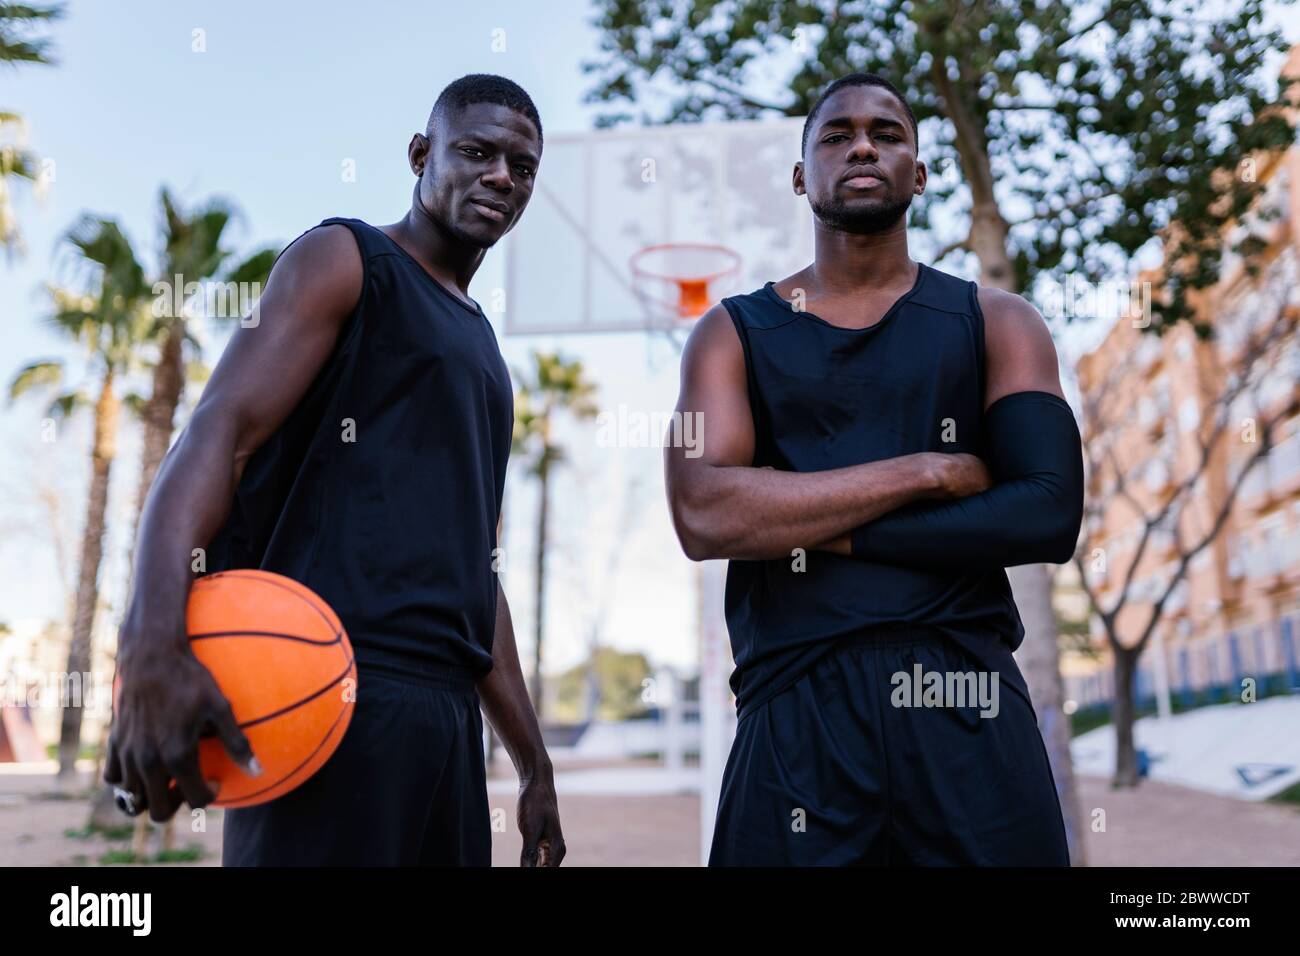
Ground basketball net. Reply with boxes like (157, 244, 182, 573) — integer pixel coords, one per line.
(630, 243, 742, 367)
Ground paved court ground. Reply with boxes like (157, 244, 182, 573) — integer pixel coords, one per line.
(2, 761, 1297, 866)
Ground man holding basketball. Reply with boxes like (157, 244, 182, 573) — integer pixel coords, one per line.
(109, 75, 565, 866)
(665, 74, 1083, 865)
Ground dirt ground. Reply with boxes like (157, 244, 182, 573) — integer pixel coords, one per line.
(2, 764, 1298, 867)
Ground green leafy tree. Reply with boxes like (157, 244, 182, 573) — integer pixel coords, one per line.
(555, 648, 654, 722)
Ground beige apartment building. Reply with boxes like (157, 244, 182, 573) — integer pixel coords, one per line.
(1068, 113, 1300, 715)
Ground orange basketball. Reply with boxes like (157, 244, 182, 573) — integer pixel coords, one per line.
(185, 570, 355, 808)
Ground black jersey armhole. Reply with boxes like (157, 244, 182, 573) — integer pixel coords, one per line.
(311, 218, 371, 358)
(968, 280, 989, 413)
(720, 297, 765, 467)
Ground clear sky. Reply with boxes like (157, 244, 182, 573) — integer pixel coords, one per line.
(1, 1, 1296, 681)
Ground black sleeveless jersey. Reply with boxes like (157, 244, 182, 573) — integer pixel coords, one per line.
(721, 263, 1030, 718)
(204, 218, 513, 681)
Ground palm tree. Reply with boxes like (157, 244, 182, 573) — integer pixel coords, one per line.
(0, 2, 63, 258)
(511, 352, 598, 718)
(0, 2, 62, 64)
(134, 188, 277, 552)
(92, 189, 275, 847)
(0, 111, 47, 257)
(8, 214, 151, 782)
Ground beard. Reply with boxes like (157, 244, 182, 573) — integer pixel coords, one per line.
(811, 185, 913, 234)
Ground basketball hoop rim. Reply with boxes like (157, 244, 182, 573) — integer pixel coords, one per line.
(629, 242, 745, 325)
(628, 242, 744, 284)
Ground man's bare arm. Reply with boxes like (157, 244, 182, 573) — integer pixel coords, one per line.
(824, 288, 1084, 567)
(108, 224, 363, 821)
(664, 304, 989, 562)
(477, 581, 565, 866)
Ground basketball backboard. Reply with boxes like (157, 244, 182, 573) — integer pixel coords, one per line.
(503, 117, 814, 336)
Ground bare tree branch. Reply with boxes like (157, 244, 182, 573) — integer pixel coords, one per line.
(1078, 291, 1300, 654)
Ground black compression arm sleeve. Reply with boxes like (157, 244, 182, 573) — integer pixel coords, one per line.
(849, 391, 1084, 570)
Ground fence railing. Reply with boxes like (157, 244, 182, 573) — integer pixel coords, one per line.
(1067, 613, 1300, 713)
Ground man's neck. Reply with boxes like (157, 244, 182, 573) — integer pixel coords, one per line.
(805, 218, 914, 295)
(384, 206, 485, 298)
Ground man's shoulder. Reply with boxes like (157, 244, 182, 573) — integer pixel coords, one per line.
(974, 285, 1049, 340)
(279, 218, 373, 267)
(973, 285, 1064, 401)
(266, 220, 366, 310)
(291, 217, 394, 263)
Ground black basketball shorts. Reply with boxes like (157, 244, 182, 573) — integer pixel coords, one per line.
(710, 627, 1070, 866)
(221, 662, 491, 867)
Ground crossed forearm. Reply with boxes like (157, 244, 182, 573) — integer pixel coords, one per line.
(848, 392, 1084, 570)
(670, 453, 941, 562)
